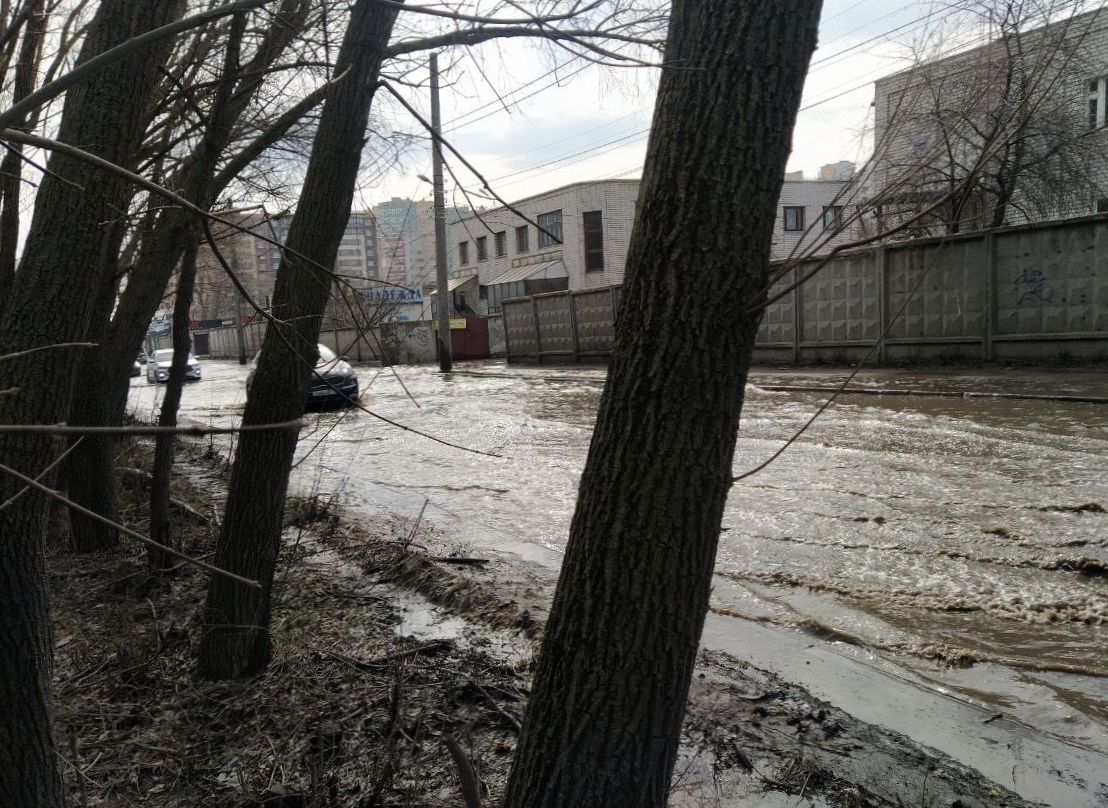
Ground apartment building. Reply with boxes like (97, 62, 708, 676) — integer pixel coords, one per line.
(190, 210, 380, 323)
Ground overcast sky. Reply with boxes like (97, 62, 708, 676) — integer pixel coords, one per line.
(355, 0, 972, 211)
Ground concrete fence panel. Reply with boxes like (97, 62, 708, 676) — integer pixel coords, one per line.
(504, 299, 537, 356)
(574, 287, 617, 354)
(534, 292, 574, 356)
(886, 238, 986, 342)
(801, 250, 880, 345)
(995, 219, 1108, 337)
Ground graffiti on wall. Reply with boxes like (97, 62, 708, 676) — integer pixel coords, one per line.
(1015, 269, 1054, 306)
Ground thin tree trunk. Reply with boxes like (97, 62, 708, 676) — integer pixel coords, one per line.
(503, 2, 823, 806)
(0, 2, 185, 805)
(63, 0, 318, 551)
(0, 0, 46, 312)
(197, 0, 401, 681)
(149, 238, 200, 568)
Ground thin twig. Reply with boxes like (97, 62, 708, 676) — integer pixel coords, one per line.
(0, 341, 95, 363)
(0, 436, 83, 513)
(0, 419, 303, 436)
(0, 461, 260, 588)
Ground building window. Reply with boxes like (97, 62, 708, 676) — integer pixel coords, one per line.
(1089, 77, 1106, 130)
(582, 210, 604, 272)
(516, 225, 529, 253)
(822, 206, 843, 232)
(1097, 197, 1108, 213)
(783, 206, 805, 232)
(458, 241, 469, 265)
(494, 231, 507, 258)
(537, 210, 563, 247)
(476, 235, 488, 261)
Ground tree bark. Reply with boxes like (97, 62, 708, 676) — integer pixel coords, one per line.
(0, 2, 185, 805)
(197, 0, 400, 681)
(63, 0, 317, 552)
(148, 238, 199, 570)
(150, 12, 245, 569)
(503, 2, 823, 806)
(0, 0, 46, 312)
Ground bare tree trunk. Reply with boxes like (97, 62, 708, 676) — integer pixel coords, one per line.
(503, 2, 823, 806)
(0, 1, 185, 804)
(63, 0, 317, 552)
(148, 238, 199, 569)
(197, 0, 401, 681)
(63, 229, 192, 551)
(0, 0, 45, 312)
(150, 13, 243, 569)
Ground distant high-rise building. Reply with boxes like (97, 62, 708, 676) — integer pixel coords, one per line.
(818, 161, 856, 181)
(189, 209, 380, 323)
(374, 197, 472, 290)
(374, 197, 427, 287)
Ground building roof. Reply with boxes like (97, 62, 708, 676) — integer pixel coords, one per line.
(875, 6, 1106, 87)
(452, 179, 642, 227)
(488, 259, 567, 285)
(428, 275, 477, 295)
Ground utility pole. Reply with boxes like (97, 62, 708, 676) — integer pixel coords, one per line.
(430, 52, 452, 372)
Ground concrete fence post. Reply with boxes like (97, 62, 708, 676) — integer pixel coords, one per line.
(984, 230, 996, 361)
(876, 245, 887, 364)
(792, 264, 802, 365)
(531, 297, 542, 361)
(567, 291, 580, 362)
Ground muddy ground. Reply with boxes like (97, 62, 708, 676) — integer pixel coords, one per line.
(46, 438, 1052, 807)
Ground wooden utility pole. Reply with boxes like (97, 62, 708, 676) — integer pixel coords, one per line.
(430, 53, 452, 371)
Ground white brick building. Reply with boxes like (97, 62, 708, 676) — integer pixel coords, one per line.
(871, 6, 1108, 232)
(445, 177, 857, 314)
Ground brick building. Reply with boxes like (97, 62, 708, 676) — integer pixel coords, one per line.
(445, 177, 856, 315)
(870, 6, 1108, 233)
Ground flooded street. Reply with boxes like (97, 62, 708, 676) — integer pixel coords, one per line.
(130, 360, 1108, 805)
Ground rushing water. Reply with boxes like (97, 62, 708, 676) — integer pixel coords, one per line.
(131, 360, 1108, 783)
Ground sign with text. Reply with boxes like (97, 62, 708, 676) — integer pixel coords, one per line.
(366, 286, 423, 305)
(432, 317, 467, 331)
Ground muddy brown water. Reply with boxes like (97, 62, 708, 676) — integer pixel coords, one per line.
(131, 361, 1108, 806)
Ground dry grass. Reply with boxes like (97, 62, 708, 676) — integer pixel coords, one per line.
(49, 442, 527, 807)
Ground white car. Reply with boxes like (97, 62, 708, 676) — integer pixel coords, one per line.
(145, 349, 202, 384)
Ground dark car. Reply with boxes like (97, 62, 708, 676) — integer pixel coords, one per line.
(247, 344, 359, 409)
(146, 349, 202, 383)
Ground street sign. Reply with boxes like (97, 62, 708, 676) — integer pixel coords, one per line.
(432, 317, 467, 330)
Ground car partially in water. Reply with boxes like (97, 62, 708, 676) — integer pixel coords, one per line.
(247, 344, 359, 409)
(145, 349, 202, 383)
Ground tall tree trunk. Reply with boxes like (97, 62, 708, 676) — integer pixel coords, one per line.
(0, 0, 46, 311)
(149, 12, 244, 569)
(503, 2, 823, 806)
(63, 0, 317, 552)
(149, 238, 199, 569)
(0, 2, 185, 805)
(62, 229, 191, 551)
(197, 0, 401, 681)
